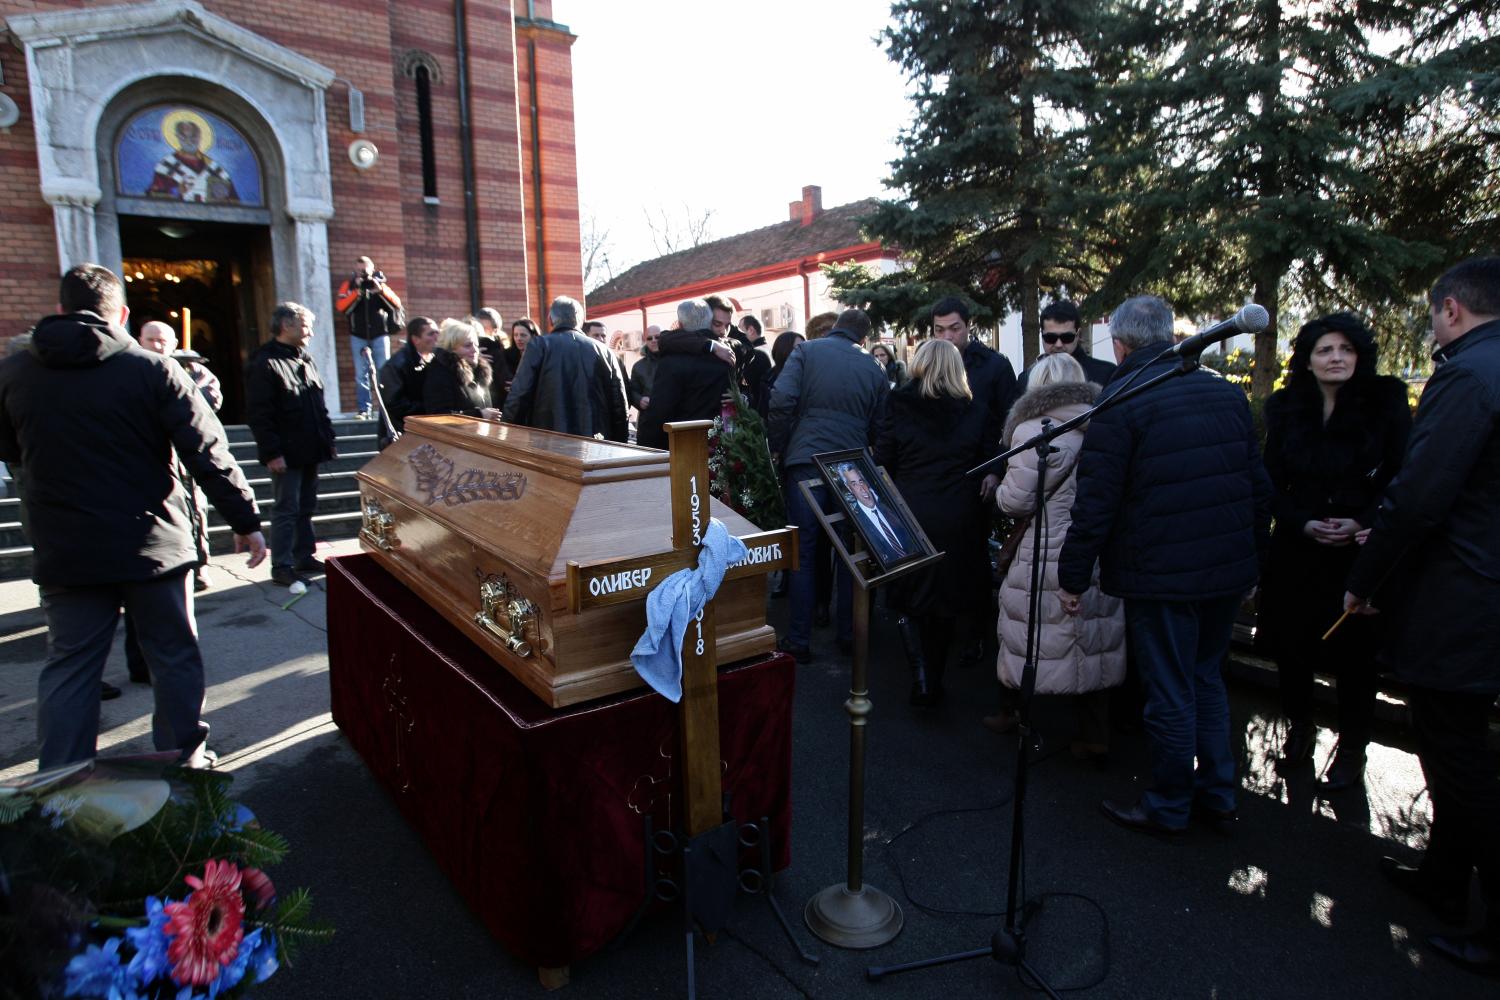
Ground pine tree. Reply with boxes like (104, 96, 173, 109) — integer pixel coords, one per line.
(1086, 0, 1498, 395)
(833, 0, 1106, 361)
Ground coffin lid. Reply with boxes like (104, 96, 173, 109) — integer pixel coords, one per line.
(359, 416, 757, 588)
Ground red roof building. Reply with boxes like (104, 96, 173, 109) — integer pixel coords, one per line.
(585, 186, 899, 349)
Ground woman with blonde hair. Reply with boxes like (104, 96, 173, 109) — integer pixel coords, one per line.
(993, 352, 1125, 761)
(874, 337, 992, 705)
(423, 316, 498, 418)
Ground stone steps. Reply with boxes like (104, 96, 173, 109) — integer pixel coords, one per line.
(0, 419, 376, 580)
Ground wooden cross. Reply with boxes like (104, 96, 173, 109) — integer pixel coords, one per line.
(566, 420, 796, 837)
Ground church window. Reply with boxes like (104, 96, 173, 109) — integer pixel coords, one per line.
(415, 66, 438, 201)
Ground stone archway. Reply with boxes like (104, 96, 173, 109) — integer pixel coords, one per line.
(6, 0, 343, 411)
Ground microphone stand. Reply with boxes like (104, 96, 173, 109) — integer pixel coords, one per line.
(361, 346, 401, 445)
(867, 345, 1210, 995)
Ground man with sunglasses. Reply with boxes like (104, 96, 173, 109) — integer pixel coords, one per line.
(1017, 300, 1116, 393)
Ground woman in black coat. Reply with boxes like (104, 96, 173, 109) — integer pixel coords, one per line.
(1259, 312, 1411, 790)
(873, 338, 991, 705)
(423, 317, 498, 419)
(869, 342, 908, 390)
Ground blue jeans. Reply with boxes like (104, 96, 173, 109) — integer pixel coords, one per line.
(271, 464, 319, 571)
(784, 466, 852, 648)
(351, 335, 390, 414)
(1125, 594, 1242, 828)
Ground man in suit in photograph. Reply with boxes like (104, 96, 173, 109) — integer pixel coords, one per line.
(840, 463, 914, 565)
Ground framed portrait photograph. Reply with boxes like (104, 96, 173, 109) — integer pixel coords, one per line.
(815, 449, 931, 575)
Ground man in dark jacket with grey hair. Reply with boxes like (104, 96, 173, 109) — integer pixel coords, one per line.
(245, 302, 337, 587)
(503, 296, 628, 442)
(0, 263, 265, 769)
(768, 307, 888, 661)
(1058, 294, 1271, 837)
(637, 300, 732, 450)
(1346, 257, 1500, 975)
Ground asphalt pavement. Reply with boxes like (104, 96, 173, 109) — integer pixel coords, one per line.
(0, 541, 1492, 999)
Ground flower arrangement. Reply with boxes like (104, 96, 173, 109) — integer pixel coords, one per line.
(0, 755, 330, 1000)
(706, 377, 786, 531)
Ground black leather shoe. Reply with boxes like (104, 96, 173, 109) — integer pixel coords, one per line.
(1380, 857, 1467, 925)
(1190, 800, 1239, 834)
(777, 638, 814, 664)
(128, 671, 151, 686)
(1428, 933, 1500, 977)
(100, 681, 122, 701)
(270, 566, 305, 587)
(1100, 799, 1185, 837)
(297, 556, 327, 576)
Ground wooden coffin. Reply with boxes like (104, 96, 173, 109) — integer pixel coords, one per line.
(354, 415, 777, 707)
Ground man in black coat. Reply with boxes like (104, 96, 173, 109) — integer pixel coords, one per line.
(0, 264, 265, 768)
(930, 295, 1019, 668)
(1345, 257, 1500, 974)
(1016, 299, 1116, 392)
(628, 325, 662, 412)
(502, 296, 628, 442)
(1057, 294, 1271, 836)
(245, 302, 337, 587)
(377, 315, 438, 443)
(637, 301, 733, 450)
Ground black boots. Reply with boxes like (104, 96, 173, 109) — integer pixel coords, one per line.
(897, 615, 938, 706)
(1277, 720, 1316, 772)
(1318, 745, 1367, 793)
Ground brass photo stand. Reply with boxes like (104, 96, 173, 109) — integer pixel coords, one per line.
(798, 464, 942, 950)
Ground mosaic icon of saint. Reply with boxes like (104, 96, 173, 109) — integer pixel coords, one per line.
(145, 110, 239, 203)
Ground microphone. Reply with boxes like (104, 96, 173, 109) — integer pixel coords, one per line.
(1166, 303, 1270, 359)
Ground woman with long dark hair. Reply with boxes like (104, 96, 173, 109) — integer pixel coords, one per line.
(869, 342, 908, 389)
(1260, 312, 1411, 791)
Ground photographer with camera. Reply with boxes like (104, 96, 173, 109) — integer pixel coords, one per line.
(335, 255, 404, 418)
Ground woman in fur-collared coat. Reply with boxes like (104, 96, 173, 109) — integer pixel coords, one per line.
(996, 353, 1126, 760)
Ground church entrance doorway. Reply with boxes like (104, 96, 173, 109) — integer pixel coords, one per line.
(119, 216, 274, 424)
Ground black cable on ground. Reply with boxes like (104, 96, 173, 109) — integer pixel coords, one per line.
(216, 562, 327, 634)
(721, 926, 820, 1000)
(881, 744, 1113, 993)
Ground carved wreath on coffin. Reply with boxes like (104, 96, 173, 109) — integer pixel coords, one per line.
(408, 443, 527, 507)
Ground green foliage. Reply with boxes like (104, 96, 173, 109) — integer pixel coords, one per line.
(708, 379, 786, 531)
(857, 0, 1498, 398)
(260, 888, 335, 968)
(837, 0, 1111, 358)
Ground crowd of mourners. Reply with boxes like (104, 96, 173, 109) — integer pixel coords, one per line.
(1, 253, 1496, 977)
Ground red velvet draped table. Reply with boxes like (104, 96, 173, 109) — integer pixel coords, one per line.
(325, 554, 795, 972)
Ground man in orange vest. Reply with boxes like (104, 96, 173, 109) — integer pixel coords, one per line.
(335, 255, 403, 417)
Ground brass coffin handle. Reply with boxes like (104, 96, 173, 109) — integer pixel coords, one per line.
(474, 575, 537, 657)
(360, 496, 398, 551)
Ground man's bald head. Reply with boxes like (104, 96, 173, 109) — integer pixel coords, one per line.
(137, 321, 177, 356)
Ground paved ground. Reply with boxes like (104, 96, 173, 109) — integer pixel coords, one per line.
(0, 543, 1492, 999)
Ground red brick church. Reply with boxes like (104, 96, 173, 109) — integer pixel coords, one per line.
(0, 0, 583, 419)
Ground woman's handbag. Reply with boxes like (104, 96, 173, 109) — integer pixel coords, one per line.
(994, 516, 1031, 576)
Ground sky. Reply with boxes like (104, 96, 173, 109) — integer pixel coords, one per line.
(566, 0, 917, 286)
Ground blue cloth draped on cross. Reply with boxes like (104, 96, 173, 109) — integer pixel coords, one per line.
(629, 518, 748, 702)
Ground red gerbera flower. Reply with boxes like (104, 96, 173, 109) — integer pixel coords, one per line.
(165, 860, 246, 986)
(241, 866, 277, 912)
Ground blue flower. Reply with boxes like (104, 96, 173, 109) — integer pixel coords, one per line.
(63, 936, 124, 997)
(124, 897, 172, 985)
(205, 928, 258, 999)
(174, 987, 207, 1000)
(245, 929, 279, 985)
